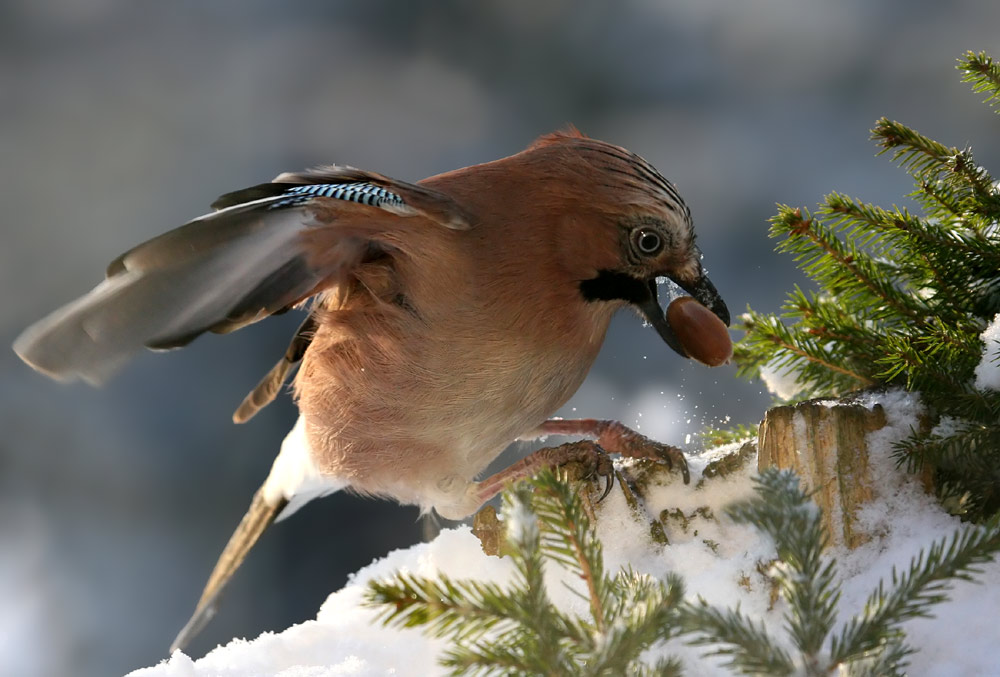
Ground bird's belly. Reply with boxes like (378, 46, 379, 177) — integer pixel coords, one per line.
(296, 331, 600, 508)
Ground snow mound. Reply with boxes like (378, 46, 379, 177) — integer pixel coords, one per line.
(130, 393, 1000, 676)
(974, 313, 1000, 390)
(759, 360, 806, 400)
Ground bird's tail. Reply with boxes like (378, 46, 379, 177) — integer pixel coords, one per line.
(169, 488, 288, 654)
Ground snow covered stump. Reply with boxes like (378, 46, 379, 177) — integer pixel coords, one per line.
(480, 398, 908, 555)
(758, 398, 894, 549)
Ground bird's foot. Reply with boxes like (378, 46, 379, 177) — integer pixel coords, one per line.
(527, 418, 690, 484)
(550, 441, 615, 502)
(598, 422, 690, 485)
(474, 440, 614, 507)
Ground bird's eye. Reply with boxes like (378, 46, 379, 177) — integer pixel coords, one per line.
(634, 229, 664, 256)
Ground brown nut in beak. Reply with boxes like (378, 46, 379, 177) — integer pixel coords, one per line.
(664, 296, 733, 367)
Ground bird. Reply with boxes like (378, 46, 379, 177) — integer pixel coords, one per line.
(12, 128, 730, 653)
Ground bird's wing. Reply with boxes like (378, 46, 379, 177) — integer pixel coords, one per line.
(13, 166, 470, 385)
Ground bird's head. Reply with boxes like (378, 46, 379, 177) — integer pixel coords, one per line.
(528, 130, 730, 360)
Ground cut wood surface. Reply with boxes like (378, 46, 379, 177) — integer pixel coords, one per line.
(758, 400, 887, 549)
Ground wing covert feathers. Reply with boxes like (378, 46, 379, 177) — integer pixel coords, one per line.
(213, 165, 472, 230)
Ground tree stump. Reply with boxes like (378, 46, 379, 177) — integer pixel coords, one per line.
(757, 399, 887, 549)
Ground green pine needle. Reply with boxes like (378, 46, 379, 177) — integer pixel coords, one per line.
(364, 469, 687, 676)
(737, 51, 1000, 522)
(683, 469, 1000, 676)
(959, 51, 1000, 113)
(831, 514, 1000, 664)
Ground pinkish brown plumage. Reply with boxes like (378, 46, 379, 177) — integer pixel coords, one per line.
(13, 129, 730, 653)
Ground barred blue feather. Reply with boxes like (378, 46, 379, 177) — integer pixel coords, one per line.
(268, 182, 406, 210)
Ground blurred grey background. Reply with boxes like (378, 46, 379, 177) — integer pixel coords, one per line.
(2, 1, 998, 675)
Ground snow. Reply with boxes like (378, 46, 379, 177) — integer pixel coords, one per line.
(974, 313, 1000, 390)
(759, 359, 806, 400)
(130, 528, 514, 677)
(129, 390, 1000, 677)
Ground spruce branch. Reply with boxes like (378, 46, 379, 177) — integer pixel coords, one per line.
(772, 206, 925, 321)
(366, 572, 517, 640)
(871, 118, 955, 180)
(439, 640, 546, 677)
(365, 469, 687, 675)
(830, 515, 1000, 664)
(680, 601, 795, 675)
(734, 310, 874, 395)
(634, 657, 685, 677)
(958, 51, 1000, 113)
(696, 422, 759, 448)
(916, 178, 965, 217)
(530, 473, 610, 633)
(367, 463, 1000, 675)
(683, 469, 1000, 676)
(893, 419, 1000, 517)
(725, 471, 838, 657)
(948, 147, 997, 201)
(584, 569, 686, 674)
(737, 51, 1000, 521)
(682, 470, 838, 675)
(499, 483, 575, 672)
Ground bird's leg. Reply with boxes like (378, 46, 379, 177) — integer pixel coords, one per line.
(524, 418, 690, 484)
(474, 440, 614, 507)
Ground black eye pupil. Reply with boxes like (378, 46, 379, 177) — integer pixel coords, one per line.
(638, 231, 661, 253)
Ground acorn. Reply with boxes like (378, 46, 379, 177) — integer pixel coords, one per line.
(666, 296, 733, 367)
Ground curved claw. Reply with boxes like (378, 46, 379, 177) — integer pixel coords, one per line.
(671, 450, 691, 485)
(587, 443, 615, 499)
(645, 440, 690, 485)
(596, 469, 615, 503)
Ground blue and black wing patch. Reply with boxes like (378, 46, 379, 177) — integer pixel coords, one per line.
(211, 164, 470, 230)
(266, 182, 407, 210)
(212, 179, 407, 213)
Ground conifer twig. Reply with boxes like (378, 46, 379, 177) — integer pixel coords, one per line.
(959, 51, 1000, 112)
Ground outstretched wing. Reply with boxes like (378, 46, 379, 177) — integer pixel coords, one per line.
(13, 165, 470, 385)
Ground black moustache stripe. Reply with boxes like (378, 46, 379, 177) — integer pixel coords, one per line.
(579, 270, 651, 305)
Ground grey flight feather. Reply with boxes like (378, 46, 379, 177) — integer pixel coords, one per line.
(13, 204, 326, 385)
(12, 163, 475, 385)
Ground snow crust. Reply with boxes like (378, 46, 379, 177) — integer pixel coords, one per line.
(759, 360, 805, 400)
(130, 390, 1000, 676)
(974, 313, 1000, 391)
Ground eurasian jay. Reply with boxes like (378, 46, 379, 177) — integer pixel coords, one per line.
(13, 128, 731, 652)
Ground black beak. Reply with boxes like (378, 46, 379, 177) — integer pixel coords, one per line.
(578, 267, 729, 360)
(673, 271, 730, 326)
(636, 272, 729, 359)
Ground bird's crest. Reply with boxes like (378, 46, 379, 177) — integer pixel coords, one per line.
(527, 125, 588, 150)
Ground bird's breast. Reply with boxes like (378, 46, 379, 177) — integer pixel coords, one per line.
(293, 281, 616, 506)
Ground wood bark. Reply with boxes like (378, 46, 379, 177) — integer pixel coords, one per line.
(758, 400, 887, 549)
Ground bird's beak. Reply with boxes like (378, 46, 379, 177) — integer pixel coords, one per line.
(636, 270, 729, 359)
